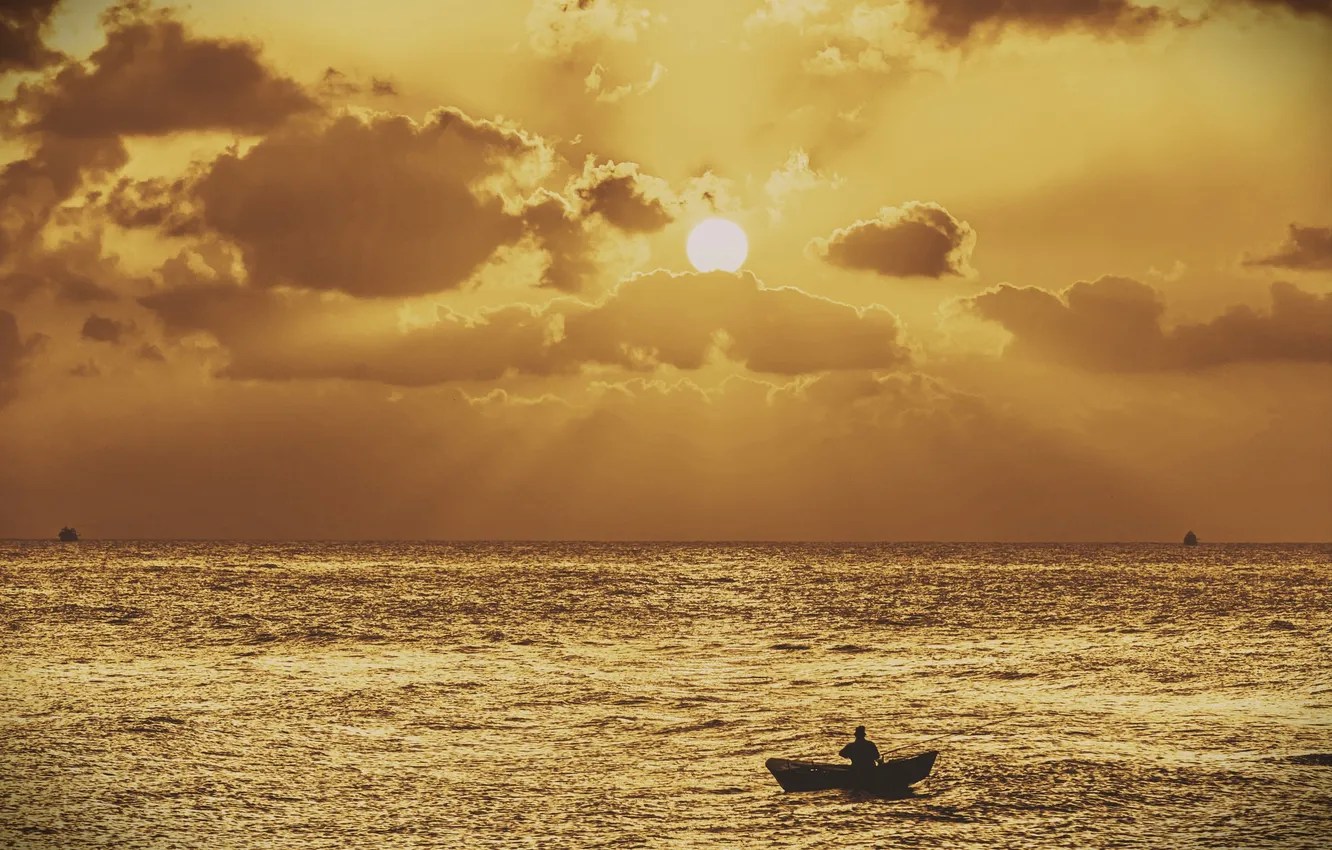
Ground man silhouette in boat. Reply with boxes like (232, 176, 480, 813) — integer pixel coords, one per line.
(839, 726, 881, 776)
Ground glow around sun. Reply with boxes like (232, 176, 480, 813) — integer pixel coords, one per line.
(686, 218, 748, 272)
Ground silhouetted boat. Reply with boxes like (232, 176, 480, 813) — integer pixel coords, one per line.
(1183, 531, 1198, 546)
(766, 750, 937, 794)
(58, 527, 79, 542)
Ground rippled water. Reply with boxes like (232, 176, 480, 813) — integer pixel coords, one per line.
(2, 542, 1330, 848)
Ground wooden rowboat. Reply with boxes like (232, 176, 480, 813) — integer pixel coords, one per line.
(765, 750, 938, 794)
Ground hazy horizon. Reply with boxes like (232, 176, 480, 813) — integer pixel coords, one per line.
(14, 536, 1332, 544)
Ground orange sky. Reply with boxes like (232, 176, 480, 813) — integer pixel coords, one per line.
(1, 0, 1329, 540)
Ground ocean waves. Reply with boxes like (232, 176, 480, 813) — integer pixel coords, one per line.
(1, 542, 1329, 849)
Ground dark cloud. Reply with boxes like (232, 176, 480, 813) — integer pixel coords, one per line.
(0, 136, 128, 262)
(1170, 282, 1332, 368)
(0, 231, 133, 304)
(1, 3, 311, 264)
(905, 0, 1332, 45)
(571, 158, 675, 233)
(317, 68, 399, 98)
(910, 0, 1183, 43)
(521, 190, 595, 293)
(1239, 0, 1332, 20)
(17, 4, 316, 138)
(140, 270, 911, 384)
(561, 271, 910, 374)
(1244, 223, 1332, 271)
(140, 283, 564, 384)
(187, 110, 672, 296)
(0, 309, 44, 407)
(317, 67, 360, 98)
(0, 0, 62, 74)
(81, 314, 134, 344)
(192, 109, 546, 297)
(104, 176, 202, 237)
(964, 276, 1332, 371)
(809, 202, 976, 278)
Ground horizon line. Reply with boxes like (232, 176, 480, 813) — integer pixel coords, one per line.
(7, 537, 1331, 545)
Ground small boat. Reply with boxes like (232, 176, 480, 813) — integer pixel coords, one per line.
(1183, 530, 1198, 546)
(58, 526, 79, 542)
(766, 750, 938, 794)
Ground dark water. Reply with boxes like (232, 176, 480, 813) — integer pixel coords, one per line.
(1, 542, 1329, 848)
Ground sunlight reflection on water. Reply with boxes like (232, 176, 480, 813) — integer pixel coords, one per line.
(1, 542, 1330, 848)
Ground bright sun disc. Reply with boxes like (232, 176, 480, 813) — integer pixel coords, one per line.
(687, 218, 748, 272)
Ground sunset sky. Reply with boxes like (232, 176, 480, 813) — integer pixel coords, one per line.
(1, 0, 1329, 540)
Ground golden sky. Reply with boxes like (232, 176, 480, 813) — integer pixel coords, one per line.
(1, 0, 1330, 540)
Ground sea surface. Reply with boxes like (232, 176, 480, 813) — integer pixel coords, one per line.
(1, 542, 1330, 849)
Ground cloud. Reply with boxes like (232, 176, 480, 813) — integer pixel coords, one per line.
(139, 283, 554, 383)
(317, 67, 399, 99)
(909, 0, 1183, 44)
(803, 44, 893, 76)
(81, 314, 134, 344)
(520, 189, 596, 293)
(1, 230, 147, 305)
(797, 3, 934, 77)
(1240, 0, 1332, 20)
(1, 3, 313, 261)
(1244, 223, 1332, 271)
(192, 109, 546, 297)
(174, 112, 680, 297)
(584, 60, 665, 103)
(963, 276, 1332, 370)
(526, 0, 651, 59)
(764, 149, 841, 222)
(747, 0, 1213, 84)
(104, 175, 203, 237)
(809, 201, 976, 278)
(0, 0, 63, 74)
(316, 67, 360, 98)
(0, 136, 128, 262)
(746, 0, 1329, 90)
(14, 4, 316, 139)
(570, 156, 674, 233)
(0, 309, 44, 407)
(139, 270, 912, 384)
(561, 271, 912, 375)
(904, 1, 1330, 45)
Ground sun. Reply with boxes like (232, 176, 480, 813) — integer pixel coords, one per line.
(687, 218, 748, 272)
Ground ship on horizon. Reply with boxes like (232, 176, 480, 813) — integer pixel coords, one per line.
(58, 527, 79, 542)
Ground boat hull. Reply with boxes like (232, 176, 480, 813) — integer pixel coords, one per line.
(766, 751, 937, 794)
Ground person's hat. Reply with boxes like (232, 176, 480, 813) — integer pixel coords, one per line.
(854, 725, 866, 736)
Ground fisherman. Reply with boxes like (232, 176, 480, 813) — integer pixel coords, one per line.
(839, 726, 881, 776)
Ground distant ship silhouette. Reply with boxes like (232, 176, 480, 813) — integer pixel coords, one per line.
(1183, 530, 1198, 546)
(58, 526, 79, 542)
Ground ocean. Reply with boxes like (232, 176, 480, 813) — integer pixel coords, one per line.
(1, 542, 1329, 848)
